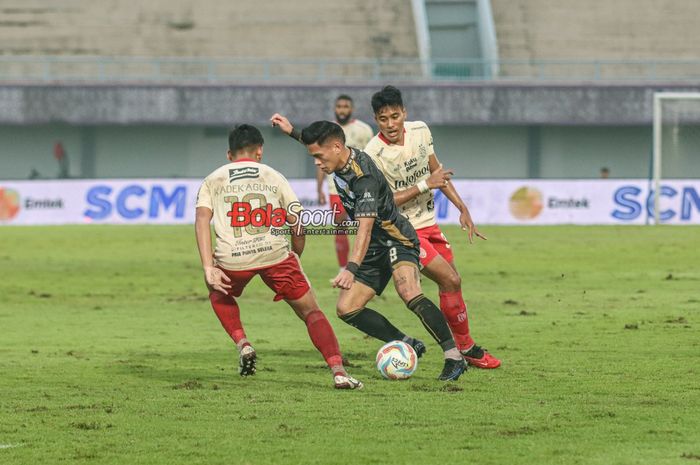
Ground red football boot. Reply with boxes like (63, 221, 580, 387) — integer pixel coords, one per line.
(462, 345, 501, 369)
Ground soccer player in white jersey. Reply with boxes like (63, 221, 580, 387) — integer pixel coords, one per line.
(194, 124, 362, 389)
(363, 86, 501, 369)
(316, 95, 374, 271)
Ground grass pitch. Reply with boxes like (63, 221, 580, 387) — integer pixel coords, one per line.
(1, 225, 699, 465)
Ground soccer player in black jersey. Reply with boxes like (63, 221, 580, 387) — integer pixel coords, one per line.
(271, 113, 466, 381)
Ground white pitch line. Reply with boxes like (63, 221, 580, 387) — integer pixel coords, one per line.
(0, 444, 23, 449)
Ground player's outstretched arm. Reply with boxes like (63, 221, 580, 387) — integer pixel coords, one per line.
(428, 154, 487, 243)
(270, 113, 303, 143)
(195, 207, 232, 293)
(332, 216, 373, 290)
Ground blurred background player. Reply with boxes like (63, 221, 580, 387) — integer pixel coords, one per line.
(272, 114, 466, 381)
(317, 95, 374, 273)
(194, 124, 362, 390)
(364, 86, 501, 369)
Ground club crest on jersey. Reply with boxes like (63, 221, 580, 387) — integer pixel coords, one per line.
(418, 144, 427, 158)
(229, 167, 259, 182)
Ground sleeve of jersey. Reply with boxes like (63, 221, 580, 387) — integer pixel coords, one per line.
(195, 180, 213, 210)
(363, 138, 378, 157)
(353, 175, 380, 218)
(277, 174, 301, 211)
(425, 125, 435, 153)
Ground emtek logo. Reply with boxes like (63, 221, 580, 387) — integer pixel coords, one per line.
(0, 187, 20, 221)
(612, 185, 700, 221)
(509, 187, 544, 220)
(84, 184, 187, 220)
(229, 167, 259, 182)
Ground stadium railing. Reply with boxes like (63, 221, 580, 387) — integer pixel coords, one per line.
(2, 56, 700, 83)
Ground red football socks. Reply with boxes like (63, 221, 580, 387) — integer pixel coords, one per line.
(335, 234, 349, 268)
(304, 310, 344, 371)
(439, 291, 475, 351)
(209, 291, 247, 344)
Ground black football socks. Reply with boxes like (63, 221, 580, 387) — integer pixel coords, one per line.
(406, 294, 461, 360)
(340, 307, 406, 342)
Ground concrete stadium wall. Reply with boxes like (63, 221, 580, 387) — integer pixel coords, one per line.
(5, 123, 697, 181)
(3, 83, 700, 181)
(3, 83, 700, 126)
(0, 125, 311, 180)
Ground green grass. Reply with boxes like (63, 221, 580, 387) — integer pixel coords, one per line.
(0, 225, 699, 465)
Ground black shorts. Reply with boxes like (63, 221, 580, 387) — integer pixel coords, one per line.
(354, 243, 420, 296)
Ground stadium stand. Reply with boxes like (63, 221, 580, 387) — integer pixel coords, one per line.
(0, 1, 418, 58)
(0, 0, 420, 81)
(491, 0, 700, 79)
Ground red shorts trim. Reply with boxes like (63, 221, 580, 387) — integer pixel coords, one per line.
(416, 224, 453, 267)
(329, 194, 346, 219)
(219, 253, 311, 302)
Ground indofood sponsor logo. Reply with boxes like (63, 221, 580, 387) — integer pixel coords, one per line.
(509, 187, 544, 220)
(0, 187, 21, 221)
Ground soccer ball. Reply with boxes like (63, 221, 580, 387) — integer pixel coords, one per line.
(375, 341, 418, 380)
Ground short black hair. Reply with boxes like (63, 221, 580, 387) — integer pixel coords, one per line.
(336, 94, 353, 104)
(228, 124, 264, 153)
(371, 85, 404, 114)
(301, 121, 346, 146)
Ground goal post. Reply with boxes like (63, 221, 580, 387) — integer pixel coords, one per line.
(652, 92, 700, 224)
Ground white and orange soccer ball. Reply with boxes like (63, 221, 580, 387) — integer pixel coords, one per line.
(375, 341, 418, 380)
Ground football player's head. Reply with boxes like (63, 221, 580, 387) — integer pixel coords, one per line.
(371, 85, 406, 144)
(334, 94, 354, 125)
(228, 124, 264, 162)
(301, 121, 348, 173)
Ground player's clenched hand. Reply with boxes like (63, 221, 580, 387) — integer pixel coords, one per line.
(426, 165, 454, 189)
(270, 113, 293, 135)
(204, 266, 232, 294)
(318, 190, 327, 205)
(460, 211, 487, 244)
(332, 269, 355, 290)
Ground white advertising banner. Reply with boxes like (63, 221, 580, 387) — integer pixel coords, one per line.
(1, 178, 699, 226)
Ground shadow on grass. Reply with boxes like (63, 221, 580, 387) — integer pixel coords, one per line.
(105, 348, 376, 389)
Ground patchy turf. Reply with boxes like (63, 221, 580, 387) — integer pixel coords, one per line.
(0, 225, 698, 465)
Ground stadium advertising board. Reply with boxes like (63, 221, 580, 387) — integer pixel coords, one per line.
(1, 179, 699, 225)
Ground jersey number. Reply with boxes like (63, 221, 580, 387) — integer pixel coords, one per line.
(225, 193, 269, 238)
(389, 247, 398, 264)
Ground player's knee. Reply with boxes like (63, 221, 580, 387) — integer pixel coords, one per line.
(336, 302, 353, 317)
(440, 272, 461, 292)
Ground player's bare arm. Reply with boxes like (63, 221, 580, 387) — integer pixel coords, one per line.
(428, 154, 487, 243)
(287, 212, 306, 256)
(392, 165, 454, 207)
(194, 206, 232, 293)
(332, 216, 373, 290)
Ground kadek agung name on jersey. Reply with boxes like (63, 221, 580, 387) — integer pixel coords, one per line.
(227, 199, 358, 234)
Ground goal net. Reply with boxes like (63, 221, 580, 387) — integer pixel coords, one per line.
(652, 92, 700, 223)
